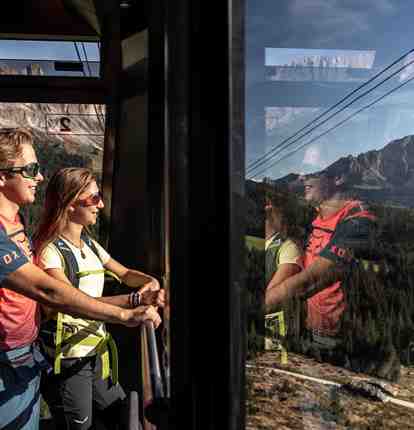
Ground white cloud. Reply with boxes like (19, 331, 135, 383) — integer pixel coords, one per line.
(285, 0, 396, 46)
(303, 145, 323, 167)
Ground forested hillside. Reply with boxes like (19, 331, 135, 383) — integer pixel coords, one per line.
(245, 177, 414, 382)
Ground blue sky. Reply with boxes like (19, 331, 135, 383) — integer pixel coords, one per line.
(0, 40, 99, 61)
(246, 0, 414, 180)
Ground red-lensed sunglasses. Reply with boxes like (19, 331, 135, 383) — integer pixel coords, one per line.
(78, 191, 103, 207)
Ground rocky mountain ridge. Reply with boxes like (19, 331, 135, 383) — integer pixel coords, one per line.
(0, 62, 104, 168)
(0, 101, 105, 173)
(266, 53, 375, 82)
(283, 52, 374, 69)
(265, 134, 414, 207)
(247, 352, 414, 429)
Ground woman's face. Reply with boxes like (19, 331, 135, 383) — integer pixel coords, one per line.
(69, 180, 104, 227)
(265, 206, 283, 235)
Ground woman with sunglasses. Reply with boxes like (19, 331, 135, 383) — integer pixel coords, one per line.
(0, 129, 162, 430)
(34, 167, 164, 430)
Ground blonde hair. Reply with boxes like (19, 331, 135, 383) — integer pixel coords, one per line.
(0, 128, 34, 168)
(33, 167, 96, 256)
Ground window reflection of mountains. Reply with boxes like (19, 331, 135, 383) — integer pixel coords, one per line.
(273, 134, 414, 208)
(246, 134, 414, 387)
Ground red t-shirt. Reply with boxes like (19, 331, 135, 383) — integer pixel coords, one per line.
(304, 200, 376, 335)
(0, 214, 40, 350)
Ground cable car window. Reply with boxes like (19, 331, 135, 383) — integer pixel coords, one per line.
(0, 40, 100, 77)
(246, 2, 414, 428)
(0, 102, 106, 236)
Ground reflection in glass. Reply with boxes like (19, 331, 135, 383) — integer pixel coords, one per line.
(245, 2, 414, 428)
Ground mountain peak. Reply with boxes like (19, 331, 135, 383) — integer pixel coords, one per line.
(274, 134, 414, 206)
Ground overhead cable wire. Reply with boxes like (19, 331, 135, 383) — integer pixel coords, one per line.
(248, 53, 414, 176)
(81, 42, 105, 131)
(247, 55, 414, 177)
(73, 42, 105, 132)
(247, 48, 414, 174)
(80, 42, 93, 76)
(247, 48, 414, 173)
(249, 72, 414, 180)
(73, 41, 83, 72)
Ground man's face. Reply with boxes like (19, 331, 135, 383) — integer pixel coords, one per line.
(0, 144, 44, 206)
(303, 176, 331, 206)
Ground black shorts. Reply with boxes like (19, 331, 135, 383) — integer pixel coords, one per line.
(41, 354, 126, 430)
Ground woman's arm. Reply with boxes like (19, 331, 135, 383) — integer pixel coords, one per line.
(265, 239, 303, 311)
(104, 257, 165, 307)
(266, 263, 301, 292)
(265, 256, 344, 313)
(105, 258, 156, 287)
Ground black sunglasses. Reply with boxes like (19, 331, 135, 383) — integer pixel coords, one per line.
(0, 162, 41, 179)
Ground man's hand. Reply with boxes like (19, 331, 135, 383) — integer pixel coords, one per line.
(122, 305, 162, 328)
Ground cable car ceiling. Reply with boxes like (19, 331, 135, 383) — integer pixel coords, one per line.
(0, 0, 146, 41)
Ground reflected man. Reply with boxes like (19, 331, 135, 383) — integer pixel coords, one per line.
(265, 171, 377, 364)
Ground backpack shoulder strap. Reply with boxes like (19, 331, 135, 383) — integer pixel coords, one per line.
(343, 202, 376, 223)
(79, 232, 121, 283)
(52, 238, 80, 289)
(81, 232, 102, 263)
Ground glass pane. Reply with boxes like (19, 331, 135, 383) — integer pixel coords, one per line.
(246, 2, 414, 428)
(0, 40, 100, 76)
(0, 102, 106, 235)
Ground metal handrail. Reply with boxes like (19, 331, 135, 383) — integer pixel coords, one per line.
(140, 321, 170, 430)
(128, 391, 142, 430)
(146, 321, 165, 399)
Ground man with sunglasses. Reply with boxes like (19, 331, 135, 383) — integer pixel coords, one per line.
(0, 129, 162, 429)
(265, 170, 378, 367)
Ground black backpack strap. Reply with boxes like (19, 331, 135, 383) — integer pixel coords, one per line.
(52, 238, 81, 289)
(80, 232, 122, 285)
(81, 231, 103, 263)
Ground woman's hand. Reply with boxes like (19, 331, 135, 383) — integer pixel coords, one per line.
(140, 287, 165, 307)
(122, 305, 162, 328)
(139, 277, 160, 293)
(128, 278, 165, 308)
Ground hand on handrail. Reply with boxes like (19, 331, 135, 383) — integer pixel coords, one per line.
(134, 279, 166, 308)
(123, 305, 162, 328)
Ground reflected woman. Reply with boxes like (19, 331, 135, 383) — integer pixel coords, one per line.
(265, 192, 303, 291)
(264, 191, 304, 350)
